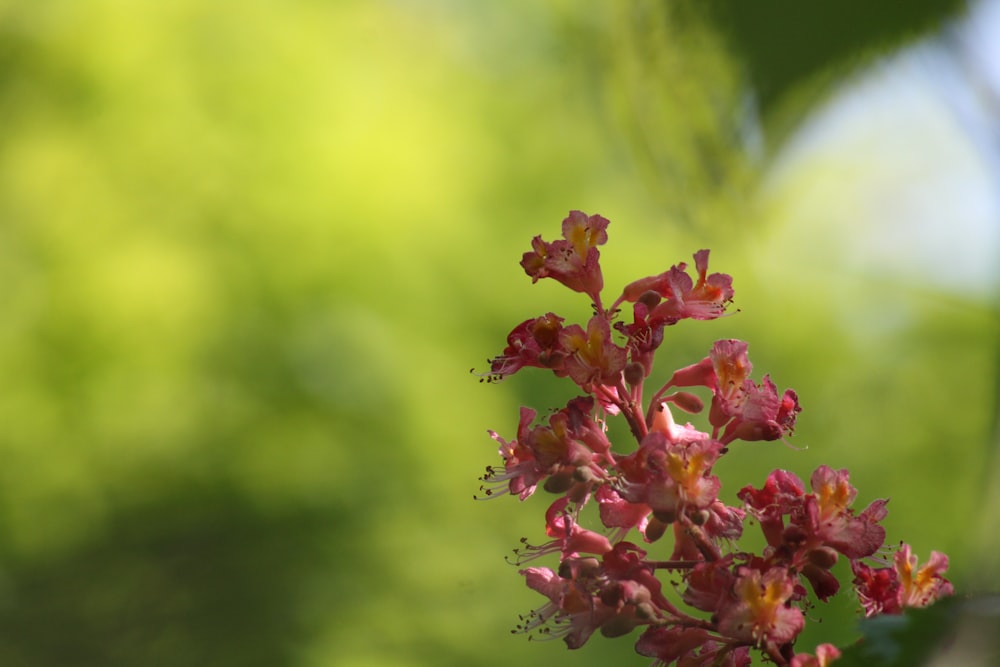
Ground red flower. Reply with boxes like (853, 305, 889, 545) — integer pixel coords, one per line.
(895, 544, 954, 608)
(618, 428, 725, 520)
(636, 625, 752, 667)
(791, 644, 841, 667)
(739, 466, 889, 601)
(621, 250, 734, 323)
(805, 466, 887, 560)
(513, 497, 613, 563)
(853, 543, 953, 617)
(560, 315, 628, 390)
(521, 210, 609, 303)
(717, 566, 805, 647)
(668, 339, 801, 444)
(481, 398, 612, 500)
(516, 542, 667, 649)
(484, 313, 566, 380)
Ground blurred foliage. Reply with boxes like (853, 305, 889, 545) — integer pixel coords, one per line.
(837, 594, 1000, 666)
(0, 0, 994, 666)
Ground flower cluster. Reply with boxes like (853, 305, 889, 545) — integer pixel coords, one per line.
(475, 212, 953, 666)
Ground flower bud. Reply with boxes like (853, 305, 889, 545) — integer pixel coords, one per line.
(637, 289, 661, 309)
(543, 471, 574, 494)
(559, 556, 601, 579)
(653, 509, 677, 525)
(688, 508, 711, 526)
(623, 361, 646, 386)
(644, 517, 668, 542)
(635, 600, 657, 620)
(600, 614, 635, 638)
(807, 546, 839, 569)
(667, 391, 704, 414)
(782, 524, 807, 546)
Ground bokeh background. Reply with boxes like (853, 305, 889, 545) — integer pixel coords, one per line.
(0, 0, 998, 665)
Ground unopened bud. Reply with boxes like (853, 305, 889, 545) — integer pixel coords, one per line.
(807, 546, 840, 569)
(543, 472, 574, 494)
(644, 517, 668, 542)
(688, 508, 711, 526)
(782, 525, 807, 545)
(559, 556, 601, 579)
(637, 290, 662, 309)
(635, 601, 657, 620)
(623, 362, 646, 386)
(600, 614, 634, 638)
(653, 509, 677, 525)
(667, 391, 704, 414)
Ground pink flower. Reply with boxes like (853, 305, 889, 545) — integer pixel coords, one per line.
(481, 398, 612, 500)
(621, 250, 734, 323)
(516, 542, 666, 649)
(717, 567, 805, 647)
(895, 544, 954, 608)
(683, 555, 738, 613)
(595, 485, 651, 543)
(484, 313, 566, 380)
(737, 469, 807, 550)
(517, 566, 610, 649)
(618, 429, 725, 520)
(805, 466, 887, 560)
(791, 644, 841, 667)
(560, 315, 628, 389)
(513, 497, 613, 563)
(851, 559, 902, 616)
(739, 466, 888, 561)
(481, 406, 544, 500)
(854, 543, 953, 616)
(614, 299, 666, 376)
(636, 625, 752, 667)
(739, 466, 889, 601)
(521, 210, 609, 302)
(668, 340, 800, 444)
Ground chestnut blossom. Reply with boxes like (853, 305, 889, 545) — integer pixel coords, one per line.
(560, 315, 628, 389)
(717, 567, 805, 648)
(666, 339, 800, 444)
(620, 249, 734, 323)
(790, 644, 841, 667)
(480, 397, 611, 501)
(852, 543, 954, 616)
(477, 213, 952, 666)
(483, 313, 566, 381)
(521, 210, 608, 303)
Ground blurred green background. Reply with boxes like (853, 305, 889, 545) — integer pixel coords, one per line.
(0, 0, 996, 665)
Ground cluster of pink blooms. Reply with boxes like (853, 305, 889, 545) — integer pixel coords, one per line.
(475, 211, 954, 666)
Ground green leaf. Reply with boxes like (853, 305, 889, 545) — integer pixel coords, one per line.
(835, 595, 1000, 667)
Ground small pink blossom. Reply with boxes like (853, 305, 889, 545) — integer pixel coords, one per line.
(516, 542, 666, 649)
(895, 544, 954, 608)
(854, 543, 954, 616)
(521, 210, 609, 302)
(668, 339, 800, 444)
(513, 497, 613, 563)
(484, 313, 566, 380)
(791, 644, 841, 667)
(717, 567, 805, 647)
(636, 625, 752, 667)
(560, 315, 628, 389)
(806, 466, 887, 559)
(618, 430, 724, 519)
(621, 249, 734, 323)
(481, 398, 612, 500)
